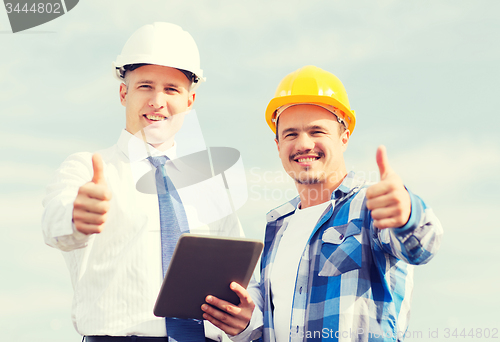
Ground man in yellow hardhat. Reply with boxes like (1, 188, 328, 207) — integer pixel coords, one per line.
(202, 65, 443, 341)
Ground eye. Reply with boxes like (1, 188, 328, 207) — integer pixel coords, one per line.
(283, 132, 297, 139)
(311, 130, 325, 136)
(165, 87, 179, 93)
(138, 84, 152, 89)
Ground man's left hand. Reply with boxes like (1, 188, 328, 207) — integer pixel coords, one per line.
(201, 282, 254, 336)
(366, 145, 411, 229)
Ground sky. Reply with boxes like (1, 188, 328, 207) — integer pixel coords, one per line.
(1, 0, 499, 341)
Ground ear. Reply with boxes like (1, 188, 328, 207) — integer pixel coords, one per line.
(340, 129, 350, 152)
(275, 137, 280, 153)
(119, 83, 127, 107)
(187, 91, 196, 110)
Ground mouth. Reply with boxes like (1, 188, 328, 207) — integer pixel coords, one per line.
(292, 153, 323, 165)
(295, 156, 319, 163)
(143, 114, 167, 122)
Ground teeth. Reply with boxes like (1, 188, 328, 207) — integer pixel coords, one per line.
(145, 114, 166, 121)
(297, 157, 317, 162)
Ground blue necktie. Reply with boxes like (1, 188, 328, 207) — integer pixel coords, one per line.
(148, 156, 205, 342)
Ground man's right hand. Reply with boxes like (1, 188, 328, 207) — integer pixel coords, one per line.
(72, 153, 112, 235)
(202, 282, 254, 336)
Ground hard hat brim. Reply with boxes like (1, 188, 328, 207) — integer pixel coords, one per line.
(265, 95, 356, 134)
(111, 61, 206, 92)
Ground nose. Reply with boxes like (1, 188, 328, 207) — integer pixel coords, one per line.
(148, 91, 166, 110)
(295, 132, 315, 152)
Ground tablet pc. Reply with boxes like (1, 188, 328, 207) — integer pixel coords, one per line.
(153, 234, 263, 320)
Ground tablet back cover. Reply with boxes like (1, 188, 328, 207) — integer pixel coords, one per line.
(153, 234, 263, 320)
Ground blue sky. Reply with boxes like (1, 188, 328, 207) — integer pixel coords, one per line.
(1, 1, 499, 341)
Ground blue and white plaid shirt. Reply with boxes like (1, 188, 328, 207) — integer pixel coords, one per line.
(254, 171, 442, 342)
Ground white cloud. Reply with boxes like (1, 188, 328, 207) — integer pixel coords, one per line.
(65, 74, 116, 105)
(0, 161, 54, 185)
(0, 191, 45, 226)
(241, 0, 500, 69)
(344, 136, 500, 202)
(0, 132, 103, 156)
(0, 60, 26, 102)
(0, 289, 72, 316)
(387, 138, 500, 199)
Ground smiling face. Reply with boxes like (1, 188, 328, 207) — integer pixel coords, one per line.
(275, 104, 350, 188)
(119, 64, 195, 150)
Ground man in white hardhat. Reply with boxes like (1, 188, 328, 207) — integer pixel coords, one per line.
(42, 22, 252, 342)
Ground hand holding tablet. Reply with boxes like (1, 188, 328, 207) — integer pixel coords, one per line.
(202, 281, 256, 336)
(153, 234, 263, 320)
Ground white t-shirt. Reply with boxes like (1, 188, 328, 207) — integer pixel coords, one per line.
(270, 201, 331, 342)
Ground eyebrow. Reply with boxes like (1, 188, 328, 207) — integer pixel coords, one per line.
(280, 127, 298, 137)
(281, 124, 327, 136)
(135, 80, 181, 88)
(307, 125, 327, 131)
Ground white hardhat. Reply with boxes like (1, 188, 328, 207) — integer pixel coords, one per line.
(112, 22, 205, 90)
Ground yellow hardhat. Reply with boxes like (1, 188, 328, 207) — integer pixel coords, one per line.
(265, 65, 356, 134)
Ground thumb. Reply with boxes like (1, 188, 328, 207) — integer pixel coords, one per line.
(376, 145, 392, 180)
(91, 153, 105, 184)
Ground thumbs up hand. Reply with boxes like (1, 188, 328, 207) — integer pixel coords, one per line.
(91, 152, 106, 185)
(73, 153, 112, 235)
(366, 146, 411, 229)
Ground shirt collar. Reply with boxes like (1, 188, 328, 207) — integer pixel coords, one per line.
(117, 130, 181, 168)
(332, 171, 366, 200)
(266, 171, 366, 222)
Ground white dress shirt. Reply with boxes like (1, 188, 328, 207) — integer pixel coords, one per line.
(42, 130, 246, 339)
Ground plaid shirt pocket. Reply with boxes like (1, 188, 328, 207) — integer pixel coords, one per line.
(318, 220, 363, 277)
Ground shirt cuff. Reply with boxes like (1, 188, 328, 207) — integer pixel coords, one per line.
(227, 306, 263, 342)
(393, 188, 421, 234)
(203, 320, 223, 341)
(54, 225, 90, 251)
(391, 189, 426, 255)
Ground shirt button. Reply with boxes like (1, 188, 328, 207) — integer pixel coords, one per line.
(299, 286, 302, 294)
(339, 234, 344, 240)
